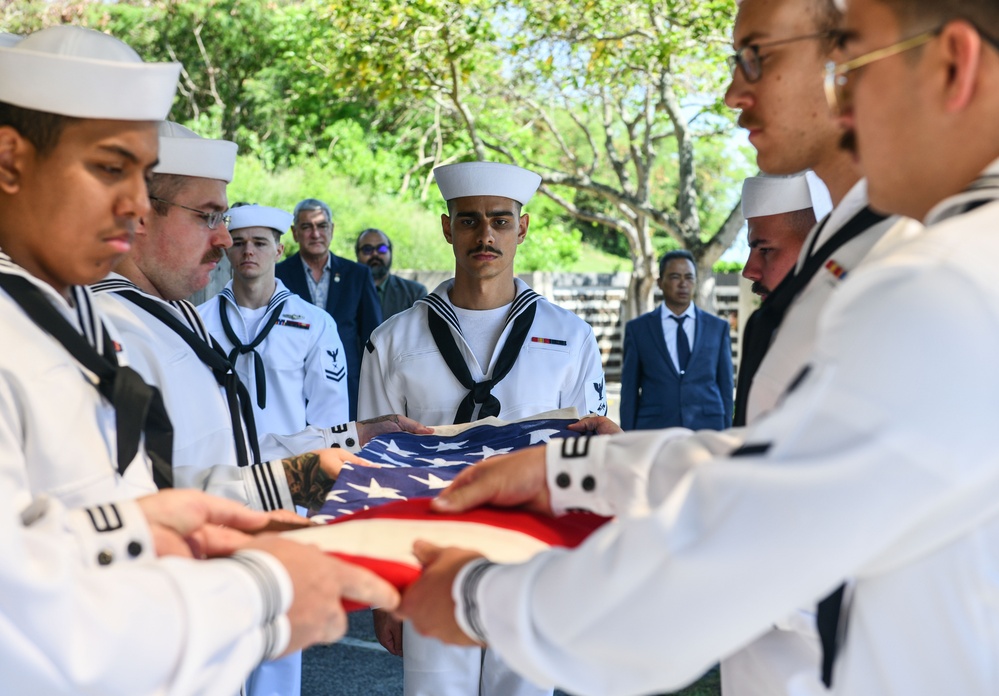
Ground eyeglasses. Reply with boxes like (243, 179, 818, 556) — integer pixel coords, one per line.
(825, 22, 999, 114)
(823, 27, 941, 113)
(358, 244, 391, 255)
(149, 196, 231, 230)
(728, 31, 835, 83)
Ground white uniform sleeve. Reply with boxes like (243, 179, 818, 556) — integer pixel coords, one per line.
(546, 427, 746, 517)
(455, 262, 999, 695)
(565, 329, 608, 417)
(173, 460, 297, 513)
(357, 326, 404, 421)
(1, 460, 293, 694)
(259, 423, 362, 458)
(303, 312, 350, 427)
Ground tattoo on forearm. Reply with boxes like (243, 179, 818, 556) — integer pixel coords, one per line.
(283, 453, 334, 509)
(360, 414, 401, 426)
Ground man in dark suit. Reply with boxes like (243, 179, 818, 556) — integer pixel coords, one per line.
(354, 227, 428, 320)
(275, 198, 382, 419)
(620, 250, 733, 431)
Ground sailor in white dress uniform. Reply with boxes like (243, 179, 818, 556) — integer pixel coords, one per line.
(359, 161, 606, 696)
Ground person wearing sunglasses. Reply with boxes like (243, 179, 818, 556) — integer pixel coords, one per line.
(355, 227, 428, 320)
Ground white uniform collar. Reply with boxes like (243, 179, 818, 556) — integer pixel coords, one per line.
(420, 277, 541, 337)
(0, 250, 107, 351)
(220, 278, 294, 313)
(795, 178, 869, 273)
(924, 158, 999, 226)
(91, 271, 212, 343)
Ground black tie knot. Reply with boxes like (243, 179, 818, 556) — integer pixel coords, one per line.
(471, 381, 494, 404)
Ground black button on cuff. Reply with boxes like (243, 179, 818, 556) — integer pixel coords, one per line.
(127, 541, 143, 558)
(97, 550, 113, 566)
(581, 475, 596, 492)
(345, 437, 356, 448)
(555, 472, 571, 489)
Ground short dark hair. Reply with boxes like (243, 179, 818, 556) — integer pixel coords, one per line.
(0, 101, 78, 156)
(876, 0, 999, 36)
(147, 174, 191, 216)
(355, 227, 391, 251)
(659, 249, 696, 276)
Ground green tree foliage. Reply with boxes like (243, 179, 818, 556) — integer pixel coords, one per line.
(321, 0, 753, 316)
(3, 0, 750, 305)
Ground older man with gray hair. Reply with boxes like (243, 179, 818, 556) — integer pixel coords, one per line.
(276, 199, 382, 419)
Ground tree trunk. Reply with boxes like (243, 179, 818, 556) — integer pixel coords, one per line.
(624, 254, 657, 323)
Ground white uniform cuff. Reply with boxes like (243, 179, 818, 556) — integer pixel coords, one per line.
(244, 460, 297, 512)
(453, 557, 497, 644)
(545, 436, 616, 516)
(64, 499, 157, 568)
(323, 422, 361, 452)
(227, 549, 295, 660)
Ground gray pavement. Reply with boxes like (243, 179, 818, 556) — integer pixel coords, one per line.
(302, 612, 578, 696)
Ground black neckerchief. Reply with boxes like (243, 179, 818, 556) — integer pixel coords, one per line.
(423, 290, 539, 424)
(218, 295, 287, 410)
(0, 273, 174, 488)
(111, 288, 261, 468)
(733, 206, 887, 427)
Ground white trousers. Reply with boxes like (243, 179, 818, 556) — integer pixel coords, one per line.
(403, 621, 552, 696)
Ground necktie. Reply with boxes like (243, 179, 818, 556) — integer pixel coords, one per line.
(0, 273, 174, 488)
(671, 315, 690, 372)
(218, 298, 287, 409)
(427, 300, 538, 424)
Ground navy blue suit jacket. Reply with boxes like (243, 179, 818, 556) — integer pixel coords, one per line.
(620, 306, 733, 431)
(276, 252, 382, 420)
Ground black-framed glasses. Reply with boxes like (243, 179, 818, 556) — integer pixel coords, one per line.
(358, 244, 391, 255)
(149, 196, 230, 230)
(728, 30, 835, 83)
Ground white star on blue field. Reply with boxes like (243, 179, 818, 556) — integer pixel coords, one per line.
(314, 417, 583, 519)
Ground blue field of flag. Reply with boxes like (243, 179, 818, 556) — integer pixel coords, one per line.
(312, 417, 580, 521)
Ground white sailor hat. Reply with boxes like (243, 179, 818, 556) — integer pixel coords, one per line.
(0, 25, 179, 120)
(742, 174, 814, 218)
(433, 162, 542, 206)
(227, 205, 293, 234)
(153, 121, 238, 183)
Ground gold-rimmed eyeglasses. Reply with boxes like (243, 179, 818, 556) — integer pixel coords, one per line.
(149, 196, 231, 230)
(826, 22, 999, 113)
(823, 27, 942, 114)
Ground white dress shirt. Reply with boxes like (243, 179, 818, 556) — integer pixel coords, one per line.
(660, 302, 696, 373)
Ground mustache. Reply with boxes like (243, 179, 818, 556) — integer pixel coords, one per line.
(839, 129, 857, 154)
(751, 281, 770, 297)
(468, 245, 503, 257)
(737, 113, 762, 131)
(202, 248, 224, 265)
(366, 258, 385, 266)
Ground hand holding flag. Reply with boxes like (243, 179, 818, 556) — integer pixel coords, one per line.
(432, 444, 551, 515)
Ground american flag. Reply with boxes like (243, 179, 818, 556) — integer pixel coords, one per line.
(311, 416, 580, 522)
